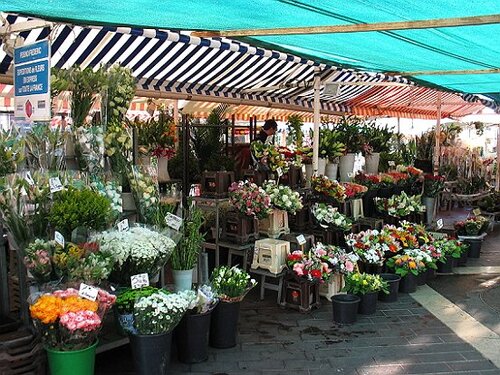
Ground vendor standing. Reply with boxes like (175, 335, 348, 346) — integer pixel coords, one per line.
(255, 119, 278, 144)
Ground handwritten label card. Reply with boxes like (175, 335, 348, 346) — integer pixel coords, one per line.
(54, 231, 65, 248)
(79, 283, 98, 301)
(296, 234, 307, 246)
(436, 219, 444, 230)
(131, 273, 150, 289)
(49, 177, 63, 193)
(165, 213, 183, 231)
(117, 219, 129, 232)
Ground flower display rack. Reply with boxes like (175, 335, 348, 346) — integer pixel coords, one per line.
(0, 329, 46, 374)
(279, 166, 303, 189)
(201, 171, 235, 198)
(288, 204, 310, 232)
(279, 272, 321, 313)
(241, 169, 269, 186)
(251, 238, 291, 274)
(221, 211, 259, 245)
(259, 209, 290, 239)
(319, 273, 345, 301)
(357, 217, 384, 231)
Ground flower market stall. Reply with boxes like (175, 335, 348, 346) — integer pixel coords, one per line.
(0, 5, 499, 375)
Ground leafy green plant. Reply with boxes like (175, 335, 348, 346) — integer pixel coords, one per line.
(104, 64, 136, 124)
(362, 124, 393, 154)
(0, 130, 24, 176)
(25, 125, 65, 171)
(170, 205, 205, 270)
(343, 272, 388, 295)
(415, 131, 435, 161)
(286, 114, 304, 148)
(331, 115, 365, 154)
(191, 105, 234, 172)
(52, 66, 106, 127)
(48, 187, 112, 238)
(115, 286, 161, 314)
(318, 128, 345, 161)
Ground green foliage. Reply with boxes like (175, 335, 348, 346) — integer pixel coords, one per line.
(363, 124, 394, 154)
(48, 187, 112, 237)
(343, 272, 389, 295)
(456, 176, 488, 195)
(133, 109, 176, 151)
(286, 114, 304, 148)
(25, 125, 65, 171)
(379, 151, 403, 172)
(168, 146, 201, 182)
(330, 115, 366, 153)
(415, 131, 434, 160)
(52, 66, 106, 126)
(318, 128, 345, 160)
(115, 286, 161, 314)
(191, 105, 234, 172)
(0, 130, 24, 176)
(170, 205, 205, 270)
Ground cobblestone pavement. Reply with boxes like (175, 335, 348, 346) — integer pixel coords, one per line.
(96, 290, 499, 375)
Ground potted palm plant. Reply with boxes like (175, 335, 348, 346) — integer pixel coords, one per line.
(171, 205, 205, 291)
(362, 124, 393, 174)
(320, 128, 345, 180)
(332, 116, 365, 182)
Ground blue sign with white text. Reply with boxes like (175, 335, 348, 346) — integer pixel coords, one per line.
(14, 40, 49, 65)
(14, 60, 49, 96)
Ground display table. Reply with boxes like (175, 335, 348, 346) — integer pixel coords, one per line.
(250, 268, 286, 303)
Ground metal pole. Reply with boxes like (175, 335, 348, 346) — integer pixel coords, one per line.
(312, 69, 321, 174)
(182, 114, 190, 209)
(433, 92, 442, 176)
(249, 117, 253, 143)
(231, 114, 236, 153)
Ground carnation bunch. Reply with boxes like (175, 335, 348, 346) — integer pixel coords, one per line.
(346, 229, 401, 265)
(311, 203, 352, 231)
(286, 246, 334, 282)
(263, 181, 303, 214)
(454, 215, 489, 236)
(228, 180, 272, 220)
(313, 243, 358, 275)
(341, 182, 368, 199)
(386, 253, 426, 276)
(353, 172, 381, 190)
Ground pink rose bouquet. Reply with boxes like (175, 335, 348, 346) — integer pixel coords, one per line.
(228, 180, 272, 220)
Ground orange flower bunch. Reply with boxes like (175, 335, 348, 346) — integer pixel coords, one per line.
(30, 294, 98, 325)
(386, 253, 426, 277)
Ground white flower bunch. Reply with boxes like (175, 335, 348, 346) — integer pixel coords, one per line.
(134, 291, 190, 335)
(178, 285, 218, 314)
(129, 168, 159, 213)
(311, 203, 352, 231)
(263, 181, 303, 214)
(93, 226, 175, 275)
(74, 125, 105, 173)
(91, 180, 123, 215)
(210, 266, 257, 301)
(404, 248, 433, 265)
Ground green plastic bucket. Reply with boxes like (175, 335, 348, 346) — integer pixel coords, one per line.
(46, 341, 98, 375)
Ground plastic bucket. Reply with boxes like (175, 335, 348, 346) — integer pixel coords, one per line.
(379, 273, 401, 303)
(176, 311, 211, 364)
(46, 341, 98, 375)
(357, 292, 378, 315)
(332, 294, 360, 324)
(129, 332, 172, 375)
(209, 301, 240, 349)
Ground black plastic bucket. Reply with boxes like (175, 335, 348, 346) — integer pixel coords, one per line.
(466, 239, 482, 258)
(129, 331, 172, 375)
(357, 292, 378, 315)
(209, 301, 240, 349)
(175, 311, 211, 363)
(399, 273, 417, 293)
(379, 273, 401, 303)
(332, 294, 360, 324)
(437, 258, 454, 274)
(416, 271, 427, 286)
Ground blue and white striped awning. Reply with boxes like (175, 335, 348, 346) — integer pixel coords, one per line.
(0, 13, 496, 119)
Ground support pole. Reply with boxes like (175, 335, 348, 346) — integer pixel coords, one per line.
(312, 69, 321, 174)
(182, 114, 190, 209)
(433, 92, 442, 176)
(496, 124, 500, 192)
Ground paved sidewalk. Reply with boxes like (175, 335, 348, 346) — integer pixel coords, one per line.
(96, 291, 499, 374)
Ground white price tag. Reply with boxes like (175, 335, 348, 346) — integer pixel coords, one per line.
(276, 167, 283, 177)
(131, 273, 150, 289)
(388, 161, 396, 167)
(25, 172, 34, 186)
(436, 219, 444, 230)
(20, 187, 27, 196)
(165, 213, 183, 231)
(49, 177, 64, 193)
(347, 172, 354, 178)
(54, 231, 65, 248)
(473, 208, 481, 216)
(79, 283, 98, 301)
(296, 234, 307, 246)
(117, 218, 129, 232)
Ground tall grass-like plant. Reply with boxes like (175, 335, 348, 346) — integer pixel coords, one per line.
(170, 205, 205, 270)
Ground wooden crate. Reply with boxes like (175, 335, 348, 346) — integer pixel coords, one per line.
(288, 204, 310, 232)
(251, 239, 290, 274)
(259, 209, 290, 239)
(241, 169, 268, 186)
(0, 329, 46, 374)
(279, 166, 303, 189)
(201, 171, 235, 198)
(319, 273, 345, 301)
(279, 272, 321, 313)
(221, 211, 259, 245)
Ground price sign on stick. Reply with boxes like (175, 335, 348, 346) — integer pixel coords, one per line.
(276, 167, 283, 177)
(473, 208, 481, 216)
(388, 161, 396, 167)
(131, 273, 149, 289)
(54, 231, 65, 248)
(436, 219, 444, 230)
(49, 177, 63, 193)
(79, 283, 98, 301)
(165, 213, 183, 231)
(296, 234, 307, 246)
(117, 219, 129, 232)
